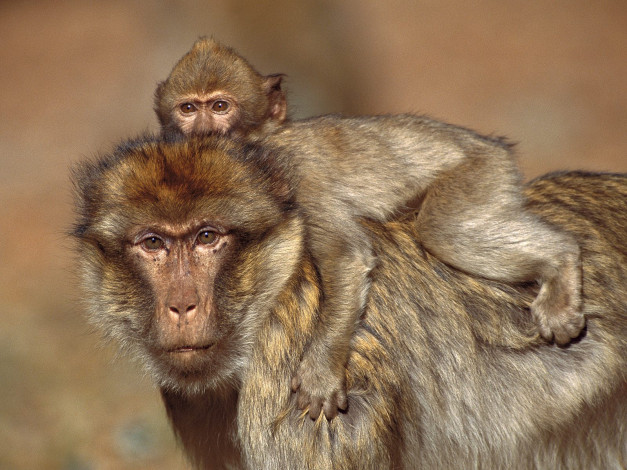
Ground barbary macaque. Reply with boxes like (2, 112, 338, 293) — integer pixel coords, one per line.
(154, 37, 286, 139)
(72, 136, 627, 469)
(153, 39, 585, 420)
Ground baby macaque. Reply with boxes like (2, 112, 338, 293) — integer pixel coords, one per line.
(154, 38, 584, 420)
(155, 37, 286, 139)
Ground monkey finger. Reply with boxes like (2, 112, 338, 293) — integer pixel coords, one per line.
(291, 375, 301, 392)
(553, 330, 571, 346)
(537, 324, 554, 343)
(296, 390, 310, 410)
(322, 400, 339, 420)
(545, 310, 585, 345)
(337, 391, 348, 411)
(554, 322, 584, 345)
(566, 313, 586, 334)
(308, 398, 323, 420)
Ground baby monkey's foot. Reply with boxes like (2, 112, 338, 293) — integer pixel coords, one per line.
(291, 354, 348, 420)
(532, 275, 584, 345)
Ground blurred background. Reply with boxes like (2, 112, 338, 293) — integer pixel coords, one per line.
(1, 1, 625, 468)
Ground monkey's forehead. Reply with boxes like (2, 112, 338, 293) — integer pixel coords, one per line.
(74, 138, 289, 238)
(167, 69, 262, 103)
(167, 47, 263, 97)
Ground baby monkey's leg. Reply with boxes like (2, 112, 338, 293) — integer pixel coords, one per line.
(416, 158, 583, 345)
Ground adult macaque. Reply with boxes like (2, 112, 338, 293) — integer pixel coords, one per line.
(155, 40, 585, 419)
(72, 136, 626, 469)
(154, 37, 286, 139)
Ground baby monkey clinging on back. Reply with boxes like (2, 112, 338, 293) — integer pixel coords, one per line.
(154, 38, 286, 139)
(154, 37, 584, 420)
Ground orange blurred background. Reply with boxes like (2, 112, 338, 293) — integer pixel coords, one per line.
(1, 1, 625, 468)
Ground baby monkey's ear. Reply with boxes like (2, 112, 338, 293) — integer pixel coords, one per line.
(264, 74, 287, 123)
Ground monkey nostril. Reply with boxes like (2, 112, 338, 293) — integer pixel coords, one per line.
(169, 304, 196, 317)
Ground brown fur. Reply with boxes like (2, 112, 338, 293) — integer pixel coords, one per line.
(155, 38, 286, 139)
(73, 136, 627, 469)
(154, 41, 585, 419)
(257, 114, 584, 419)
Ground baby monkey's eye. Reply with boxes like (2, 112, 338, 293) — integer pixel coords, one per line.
(141, 236, 165, 251)
(197, 230, 219, 246)
(180, 103, 197, 113)
(211, 100, 230, 113)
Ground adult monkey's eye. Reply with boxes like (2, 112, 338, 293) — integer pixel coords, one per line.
(211, 100, 230, 113)
(197, 230, 218, 245)
(141, 236, 165, 251)
(180, 103, 197, 113)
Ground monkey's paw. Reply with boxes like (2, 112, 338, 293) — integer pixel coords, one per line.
(531, 279, 585, 346)
(291, 358, 348, 420)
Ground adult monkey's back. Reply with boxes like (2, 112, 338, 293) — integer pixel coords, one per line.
(72, 136, 627, 469)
